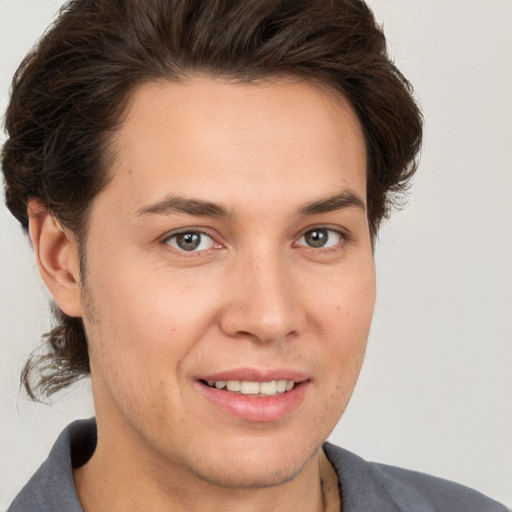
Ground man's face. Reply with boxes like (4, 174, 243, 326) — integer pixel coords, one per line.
(79, 77, 375, 488)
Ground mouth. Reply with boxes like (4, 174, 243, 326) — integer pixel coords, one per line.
(196, 371, 310, 422)
(200, 379, 297, 396)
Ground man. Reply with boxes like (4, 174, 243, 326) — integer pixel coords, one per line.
(1, 0, 508, 511)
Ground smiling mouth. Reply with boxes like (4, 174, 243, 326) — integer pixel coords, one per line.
(200, 379, 297, 396)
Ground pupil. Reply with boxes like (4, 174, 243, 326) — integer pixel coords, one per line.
(306, 229, 328, 248)
(177, 232, 201, 251)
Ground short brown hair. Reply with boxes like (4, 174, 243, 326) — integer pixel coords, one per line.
(1, 0, 422, 399)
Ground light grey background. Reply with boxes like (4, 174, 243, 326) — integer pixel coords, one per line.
(1, 0, 511, 508)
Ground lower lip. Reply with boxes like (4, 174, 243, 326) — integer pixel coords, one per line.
(197, 381, 309, 423)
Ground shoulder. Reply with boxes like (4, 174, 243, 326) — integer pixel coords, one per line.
(7, 419, 96, 512)
(368, 461, 508, 512)
(323, 442, 508, 512)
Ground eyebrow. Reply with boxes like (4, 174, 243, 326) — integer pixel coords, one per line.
(135, 195, 230, 218)
(298, 190, 366, 216)
(135, 190, 365, 219)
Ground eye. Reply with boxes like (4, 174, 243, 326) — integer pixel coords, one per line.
(297, 228, 342, 249)
(165, 231, 216, 252)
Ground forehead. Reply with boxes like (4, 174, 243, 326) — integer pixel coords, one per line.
(100, 76, 367, 216)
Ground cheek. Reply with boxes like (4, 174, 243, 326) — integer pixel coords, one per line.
(83, 260, 223, 370)
(314, 263, 376, 385)
(299, 271, 375, 442)
(313, 260, 376, 339)
(81, 273, 194, 427)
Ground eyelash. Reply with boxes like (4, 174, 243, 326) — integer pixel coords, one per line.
(161, 226, 348, 256)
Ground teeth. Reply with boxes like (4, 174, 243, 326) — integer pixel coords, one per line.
(226, 380, 241, 392)
(276, 379, 287, 393)
(206, 379, 296, 395)
(259, 381, 277, 395)
(240, 381, 260, 394)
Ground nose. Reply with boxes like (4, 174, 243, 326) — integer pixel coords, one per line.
(219, 251, 306, 344)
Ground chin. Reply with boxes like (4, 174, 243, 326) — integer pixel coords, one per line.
(191, 457, 309, 490)
(183, 436, 322, 490)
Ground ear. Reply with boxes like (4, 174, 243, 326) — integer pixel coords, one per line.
(28, 200, 83, 317)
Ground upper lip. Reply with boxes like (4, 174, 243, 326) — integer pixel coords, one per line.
(197, 368, 310, 383)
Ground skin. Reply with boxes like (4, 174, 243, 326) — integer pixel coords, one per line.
(29, 77, 376, 511)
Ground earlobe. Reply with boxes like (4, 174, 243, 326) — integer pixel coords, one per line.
(28, 200, 83, 317)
